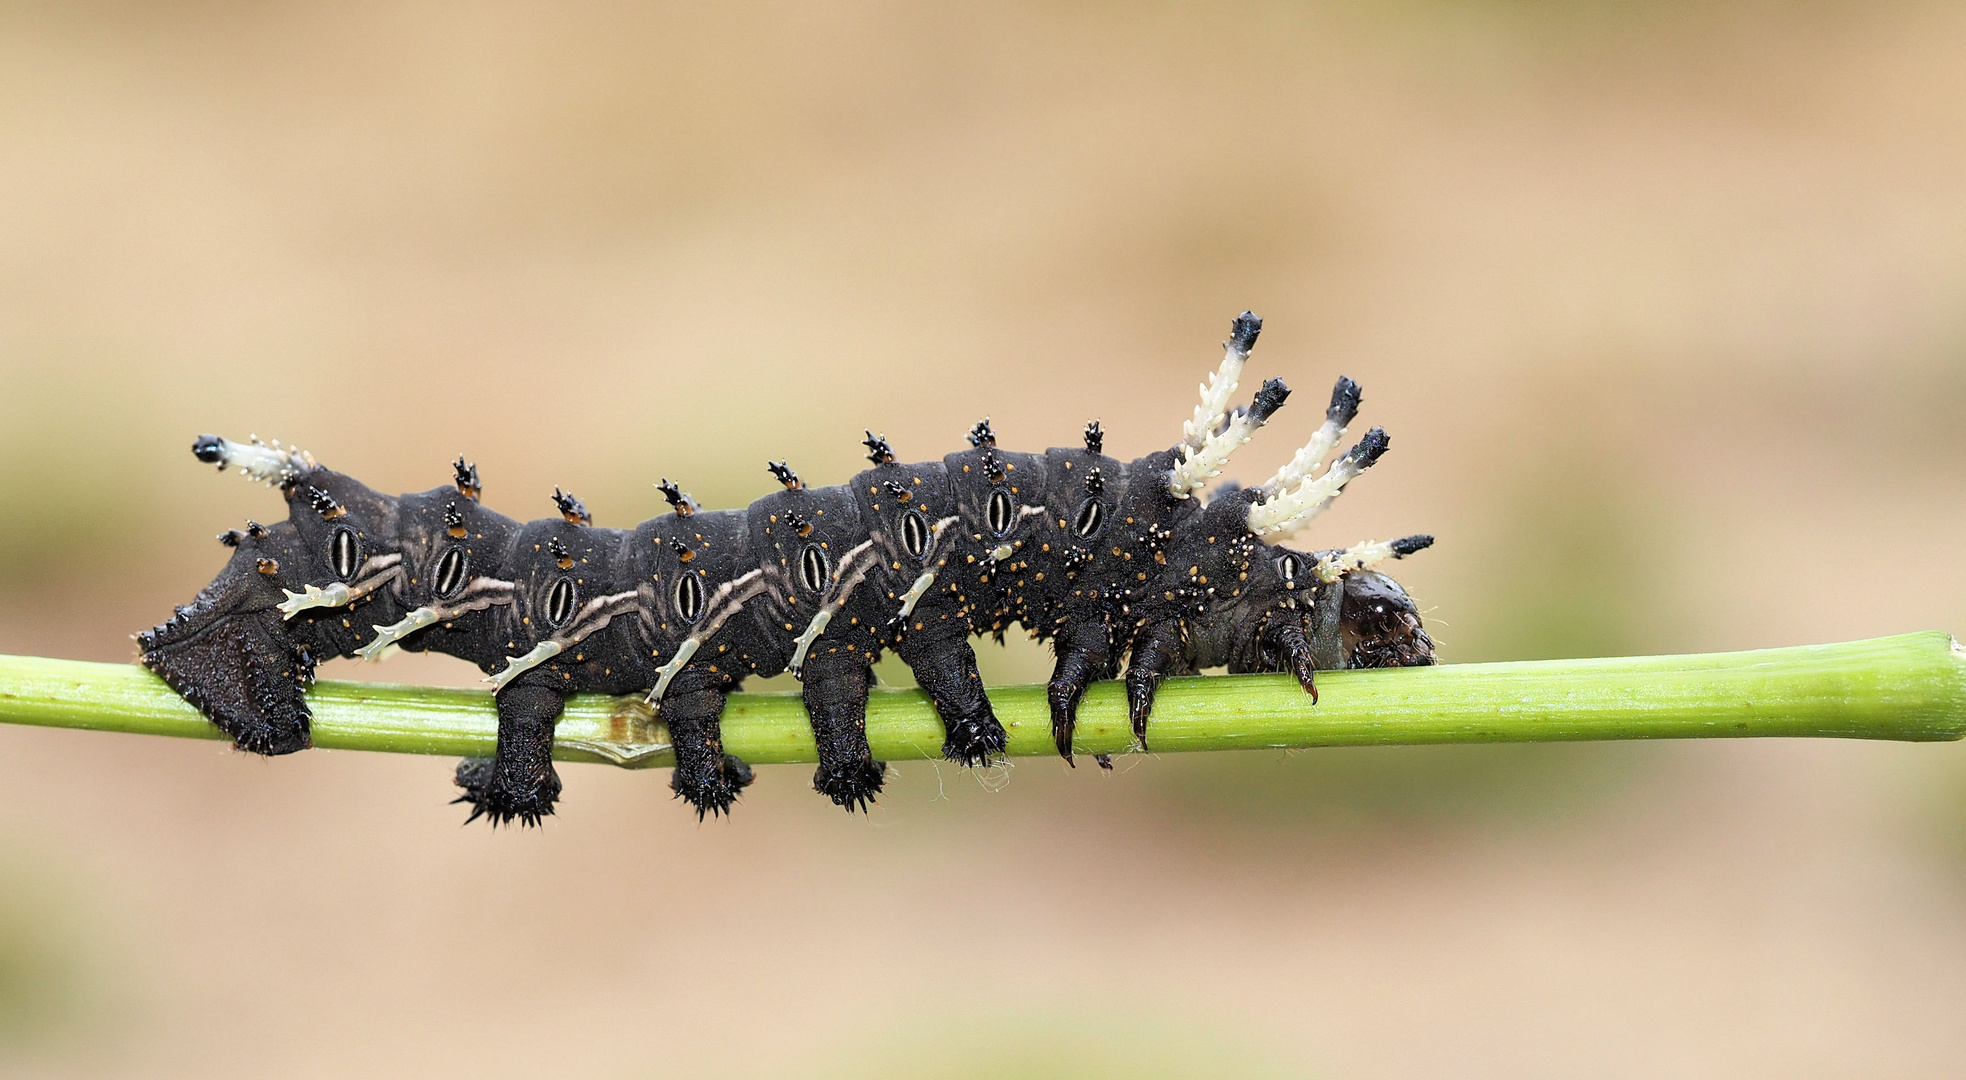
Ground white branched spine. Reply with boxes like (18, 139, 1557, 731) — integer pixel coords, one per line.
(1246, 428, 1388, 536)
(1170, 408, 1264, 499)
(1181, 343, 1249, 453)
(1263, 417, 1347, 495)
(207, 435, 313, 484)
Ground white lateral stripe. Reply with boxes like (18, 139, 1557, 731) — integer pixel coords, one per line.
(278, 582, 349, 619)
(650, 639, 701, 703)
(275, 554, 404, 620)
(356, 606, 439, 661)
(646, 571, 767, 704)
(485, 641, 563, 693)
(788, 610, 833, 675)
(787, 544, 881, 677)
(896, 571, 937, 619)
(1262, 415, 1347, 494)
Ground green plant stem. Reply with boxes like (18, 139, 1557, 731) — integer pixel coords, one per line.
(0, 633, 1960, 769)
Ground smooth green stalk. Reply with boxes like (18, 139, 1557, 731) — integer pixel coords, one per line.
(0, 633, 1960, 769)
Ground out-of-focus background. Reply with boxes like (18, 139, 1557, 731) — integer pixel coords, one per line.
(1, 2, 1963, 1076)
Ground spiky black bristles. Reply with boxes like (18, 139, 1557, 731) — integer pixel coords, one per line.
(1084, 467, 1104, 496)
(786, 511, 813, 537)
(453, 456, 481, 501)
(1390, 534, 1434, 557)
(547, 537, 573, 568)
(1351, 427, 1391, 469)
(669, 537, 695, 562)
(552, 487, 591, 525)
(1083, 420, 1103, 455)
(1228, 311, 1263, 354)
(305, 487, 344, 519)
(656, 480, 697, 517)
(767, 461, 802, 491)
(444, 501, 466, 536)
(981, 446, 1006, 484)
(863, 431, 896, 465)
(1328, 376, 1362, 428)
(967, 418, 996, 448)
(882, 479, 911, 502)
(1247, 377, 1291, 424)
(217, 530, 242, 547)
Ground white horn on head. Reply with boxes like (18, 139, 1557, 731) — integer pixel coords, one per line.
(1260, 375, 1361, 495)
(1179, 311, 1263, 453)
(1312, 534, 1434, 582)
(1167, 376, 1290, 499)
(1246, 427, 1390, 536)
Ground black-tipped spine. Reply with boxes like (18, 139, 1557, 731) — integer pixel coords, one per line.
(552, 487, 592, 524)
(1327, 376, 1362, 427)
(1390, 534, 1434, 557)
(1228, 311, 1263, 354)
(1247, 377, 1291, 424)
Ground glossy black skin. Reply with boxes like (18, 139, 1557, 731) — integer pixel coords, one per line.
(145, 331, 1435, 827)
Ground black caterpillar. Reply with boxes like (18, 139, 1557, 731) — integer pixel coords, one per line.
(139, 313, 1436, 826)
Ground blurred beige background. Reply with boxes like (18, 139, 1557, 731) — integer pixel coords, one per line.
(2, 2, 1964, 1077)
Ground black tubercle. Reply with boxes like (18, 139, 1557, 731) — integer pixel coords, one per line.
(453, 456, 481, 501)
(1228, 311, 1263, 354)
(967, 419, 996, 448)
(1351, 427, 1391, 468)
(767, 461, 803, 491)
(444, 502, 466, 536)
(192, 435, 226, 465)
(863, 431, 896, 465)
(306, 487, 344, 519)
(1083, 420, 1103, 455)
(882, 479, 910, 503)
(1084, 467, 1104, 496)
(548, 536, 574, 569)
(1390, 534, 1434, 557)
(1247, 377, 1291, 424)
(656, 480, 698, 517)
(552, 487, 592, 525)
(1327, 376, 1362, 427)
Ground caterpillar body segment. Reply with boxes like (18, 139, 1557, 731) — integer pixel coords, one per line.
(143, 312, 1437, 826)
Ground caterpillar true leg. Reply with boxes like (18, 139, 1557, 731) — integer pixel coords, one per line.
(1123, 618, 1188, 751)
(1045, 615, 1118, 764)
(454, 682, 566, 827)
